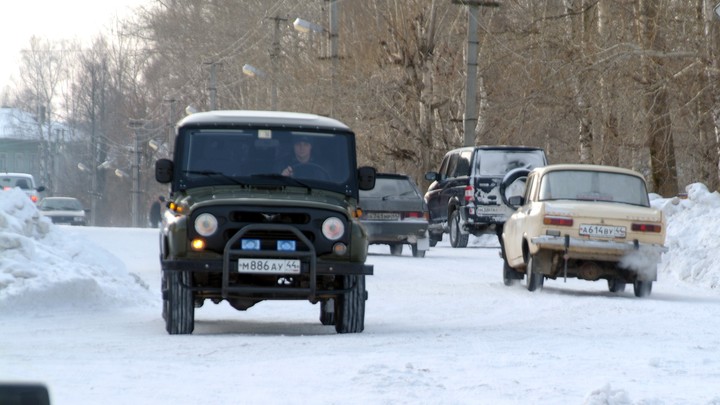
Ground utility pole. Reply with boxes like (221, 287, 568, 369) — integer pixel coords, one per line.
(129, 119, 144, 227)
(268, 15, 288, 111)
(328, 0, 338, 116)
(452, 0, 499, 147)
(164, 98, 176, 156)
(205, 62, 220, 110)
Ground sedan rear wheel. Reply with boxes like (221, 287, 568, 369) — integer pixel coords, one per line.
(608, 278, 626, 293)
(389, 244, 403, 256)
(525, 255, 544, 292)
(633, 280, 653, 297)
(411, 244, 426, 258)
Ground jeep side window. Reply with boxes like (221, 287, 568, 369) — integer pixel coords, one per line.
(445, 154, 459, 179)
(455, 151, 471, 177)
(437, 155, 450, 180)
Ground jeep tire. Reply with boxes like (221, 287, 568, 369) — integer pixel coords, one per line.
(449, 210, 469, 248)
(163, 271, 195, 334)
(334, 275, 366, 333)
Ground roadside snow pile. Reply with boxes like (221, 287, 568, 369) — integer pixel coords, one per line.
(0, 188, 154, 311)
(652, 182, 720, 289)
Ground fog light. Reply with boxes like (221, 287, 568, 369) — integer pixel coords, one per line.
(242, 239, 261, 250)
(277, 240, 296, 251)
(333, 243, 347, 256)
(191, 238, 205, 251)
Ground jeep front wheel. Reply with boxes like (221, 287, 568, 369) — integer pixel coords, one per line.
(163, 270, 195, 334)
(334, 275, 366, 333)
(449, 210, 469, 248)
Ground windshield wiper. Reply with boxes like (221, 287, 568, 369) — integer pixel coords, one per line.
(183, 170, 247, 186)
(382, 190, 416, 200)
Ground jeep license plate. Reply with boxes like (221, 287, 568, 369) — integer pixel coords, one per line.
(237, 259, 301, 274)
(579, 224, 626, 238)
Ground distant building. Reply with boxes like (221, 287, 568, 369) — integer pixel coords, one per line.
(0, 106, 84, 197)
(0, 107, 43, 177)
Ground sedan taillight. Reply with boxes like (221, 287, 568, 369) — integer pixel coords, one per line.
(543, 216, 573, 226)
(631, 223, 662, 233)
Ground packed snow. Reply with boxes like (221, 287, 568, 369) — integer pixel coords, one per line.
(1, 184, 719, 405)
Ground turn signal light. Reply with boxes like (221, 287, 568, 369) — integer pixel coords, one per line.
(543, 216, 573, 226)
(190, 238, 205, 251)
(631, 223, 662, 233)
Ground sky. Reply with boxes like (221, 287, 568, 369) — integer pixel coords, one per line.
(0, 0, 148, 93)
(1, 184, 720, 404)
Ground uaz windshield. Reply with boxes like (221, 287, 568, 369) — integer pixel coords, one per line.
(177, 128, 352, 192)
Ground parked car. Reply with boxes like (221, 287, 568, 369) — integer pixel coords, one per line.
(0, 172, 45, 203)
(424, 146, 547, 248)
(37, 197, 88, 226)
(359, 173, 430, 257)
(500, 164, 668, 297)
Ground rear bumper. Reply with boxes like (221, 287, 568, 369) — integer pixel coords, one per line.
(362, 220, 428, 244)
(531, 235, 668, 259)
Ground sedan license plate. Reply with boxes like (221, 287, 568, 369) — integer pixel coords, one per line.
(579, 224, 626, 238)
(365, 212, 401, 221)
(237, 259, 301, 274)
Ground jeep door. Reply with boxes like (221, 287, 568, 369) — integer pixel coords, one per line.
(425, 150, 471, 223)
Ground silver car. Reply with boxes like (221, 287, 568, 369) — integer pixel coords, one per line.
(360, 173, 430, 257)
(38, 197, 88, 226)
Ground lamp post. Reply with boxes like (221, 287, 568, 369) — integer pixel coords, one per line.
(293, 1, 339, 116)
(452, 0, 500, 147)
(128, 119, 144, 228)
(242, 64, 268, 109)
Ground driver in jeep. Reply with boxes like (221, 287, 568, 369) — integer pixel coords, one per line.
(280, 136, 328, 180)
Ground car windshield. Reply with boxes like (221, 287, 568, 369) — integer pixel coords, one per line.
(40, 199, 83, 210)
(538, 170, 650, 206)
(361, 177, 419, 200)
(178, 129, 352, 190)
(476, 150, 546, 176)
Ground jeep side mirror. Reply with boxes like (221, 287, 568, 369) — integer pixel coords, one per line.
(358, 166, 376, 190)
(155, 159, 174, 184)
(424, 172, 438, 182)
(36, 186, 46, 193)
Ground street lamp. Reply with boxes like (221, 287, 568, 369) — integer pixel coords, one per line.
(293, 7, 339, 116)
(242, 64, 265, 78)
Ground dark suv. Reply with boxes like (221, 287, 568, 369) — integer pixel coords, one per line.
(424, 146, 547, 248)
(155, 110, 376, 334)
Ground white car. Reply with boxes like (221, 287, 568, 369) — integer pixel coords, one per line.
(0, 172, 45, 203)
(38, 197, 88, 226)
(500, 164, 667, 297)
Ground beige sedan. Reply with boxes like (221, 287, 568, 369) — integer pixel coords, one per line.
(500, 164, 667, 297)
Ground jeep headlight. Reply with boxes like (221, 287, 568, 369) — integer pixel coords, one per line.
(194, 213, 218, 236)
(322, 217, 344, 241)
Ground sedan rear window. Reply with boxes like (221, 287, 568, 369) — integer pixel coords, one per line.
(539, 170, 650, 206)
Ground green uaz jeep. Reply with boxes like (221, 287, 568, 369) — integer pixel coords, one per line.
(155, 110, 376, 334)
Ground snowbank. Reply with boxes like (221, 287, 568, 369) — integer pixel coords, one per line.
(0, 188, 154, 311)
(652, 183, 720, 289)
